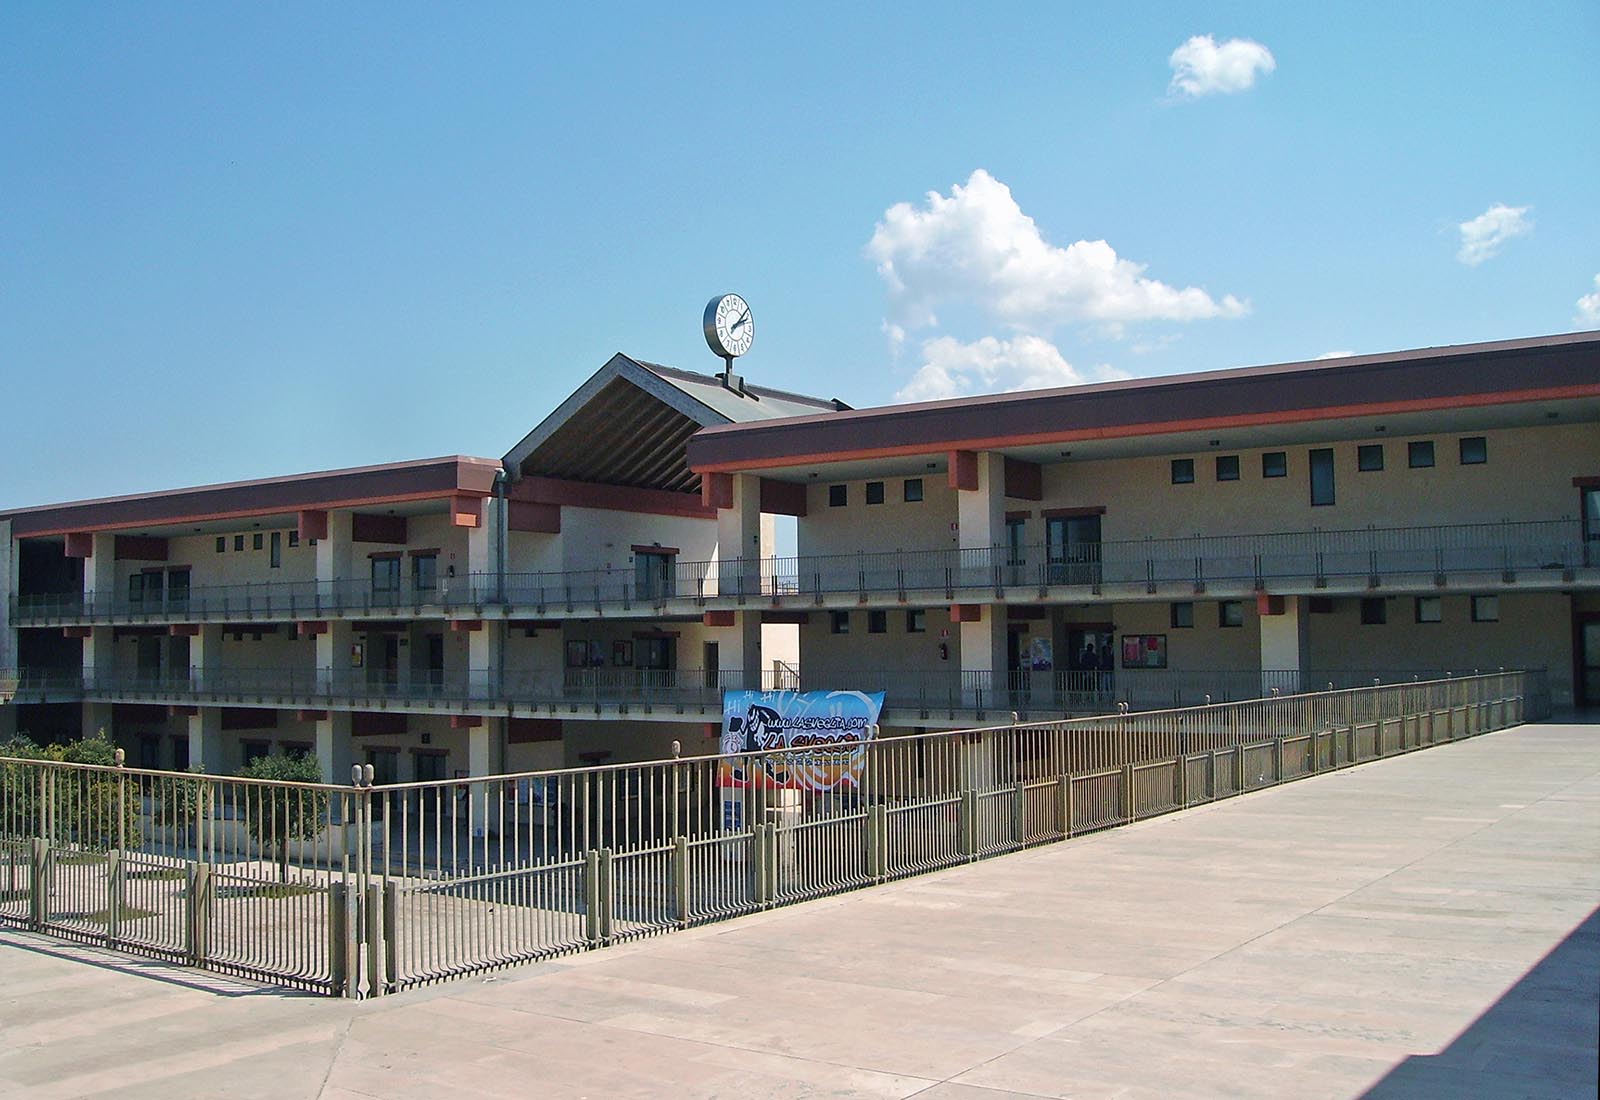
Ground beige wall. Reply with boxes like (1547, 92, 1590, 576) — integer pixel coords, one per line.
(561, 719, 712, 767)
(119, 528, 316, 592)
(559, 507, 718, 575)
(801, 606, 958, 682)
(799, 474, 959, 558)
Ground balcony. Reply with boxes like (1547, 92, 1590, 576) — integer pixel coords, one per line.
(6, 665, 1497, 725)
(9, 518, 1592, 627)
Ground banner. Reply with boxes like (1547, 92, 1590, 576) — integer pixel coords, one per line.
(718, 689, 883, 793)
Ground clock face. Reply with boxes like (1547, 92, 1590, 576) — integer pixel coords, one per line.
(704, 293, 754, 359)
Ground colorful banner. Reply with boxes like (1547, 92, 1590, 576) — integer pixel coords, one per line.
(719, 689, 884, 792)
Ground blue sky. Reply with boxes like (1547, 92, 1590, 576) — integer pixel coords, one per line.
(2, 2, 1595, 509)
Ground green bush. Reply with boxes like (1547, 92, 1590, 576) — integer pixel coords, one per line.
(0, 731, 140, 850)
(238, 753, 327, 880)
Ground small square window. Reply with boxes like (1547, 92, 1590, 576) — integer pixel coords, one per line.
(234, 535, 245, 551)
(1459, 436, 1487, 465)
(1218, 600, 1243, 628)
(865, 481, 885, 505)
(1360, 597, 1387, 625)
(1215, 455, 1240, 482)
(1471, 596, 1499, 622)
(1308, 597, 1335, 614)
(1170, 602, 1195, 628)
(867, 609, 887, 633)
(252, 533, 264, 550)
(830, 611, 850, 634)
(1262, 452, 1287, 478)
(1171, 458, 1195, 485)
(828, 484, 847, 508)
(215, 536, 226, 553)
(1408, 441, 1435, 468)
(903, 478, 923, 503)
(1414, 596, 1442, 623)
(1358, 444, 1384, 472)
(288, 530, 299, 548)
(906, 609, 926, 633)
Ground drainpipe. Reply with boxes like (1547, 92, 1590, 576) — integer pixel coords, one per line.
(494, 466, 509, 698)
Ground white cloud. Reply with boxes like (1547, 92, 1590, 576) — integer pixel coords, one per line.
(867, 170, 1247, 335)
(1315, 350, 1355, 360)
(895, 335, 1125, 402)
(1168, 35, 1275, 97)
(1456, 203, 1532, 266)
(1575, 275, 1600, 327)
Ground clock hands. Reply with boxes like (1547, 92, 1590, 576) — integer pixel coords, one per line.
(729, 311, 749, 332)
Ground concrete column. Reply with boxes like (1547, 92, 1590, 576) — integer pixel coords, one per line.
(83, 532, 116, 606)
(189, 624, 222, 690)
(1258, 595, 1307, 695)
(954, 453, 1006, 705)
(316, 621, 355, 693)
(467, 717, 505, 836)
(467, 621, 501, 698)
(710, 613, 763, 690)
(315, 711, 353, 787)
(955, 452, 1007, 555)
(187, 708, 224, 774)
(715, 474, 762, 598)
(0, 518, 15, 673)
(466, 496, 500, 602)
(315, 511, 353, 591)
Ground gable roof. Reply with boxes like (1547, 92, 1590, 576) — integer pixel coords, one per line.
(502, 353, 845, 492)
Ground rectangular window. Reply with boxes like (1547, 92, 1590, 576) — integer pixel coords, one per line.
(128, 573, 146, 603)
(830, 611, 850, 634)
(413, 553, 438, 592)
(1262, 451, 1287, 478)
(1360, 597, 1387, 625)
(242, 740, 271, 768)
(234, 534, 245, 551)
(828, 484, 847, 507)
(252, 532, 264, 551)
(1459, 436, 1487, 465)
(1358, 444, 1384, 472)
(1170, 458, 1195, 484)
(867, 609, 887, 634)
(1005, 517, 1026, 566)
(1308, 596, 1334, 614)
(215, 536, 226, 553)
(371, 556, 401, 594)
(1414, 596, 1442, 623)
(903, 478, 923, 502)
(168, 569, 189, 605)
(1215, 455, 1240, 482)
(1408, 441, 1435, 468)
(1170, 601, 1194, 628)
(1218, 600, 1243, 628)
(269, 530, 282, 569)
(634, 550, 674, 599)
(288, 530, 300, 548)
(865, 481, 885, 505)
(906, 609, 926, 633)
(1309, 448, 1336, 506)
(1471, 596, 1499, 622)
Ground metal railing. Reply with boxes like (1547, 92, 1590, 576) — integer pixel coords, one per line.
(10, 518, 1593, 624)
(1, 670, 1540, 996)
(8, 664, 1503, 720)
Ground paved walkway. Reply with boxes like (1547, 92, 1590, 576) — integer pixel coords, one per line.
(2, 721, 1597, 1100)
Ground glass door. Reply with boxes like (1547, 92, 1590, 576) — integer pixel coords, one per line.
(1047, 515, 1102, 586)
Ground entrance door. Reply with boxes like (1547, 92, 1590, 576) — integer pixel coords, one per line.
(1006, 628, 1031, 702)
(1583, 487, 1599, 568)
(1065, 627, 1114, 703)
(1581, 617, 1600, 708)
(426, 635, 445, 692)
(1047, 515, 1102, 586)
(412, 751, 448, 817)
(371, 635, 400, 691)
(703, 641, 720, 691)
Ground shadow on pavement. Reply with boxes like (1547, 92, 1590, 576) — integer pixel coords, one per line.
(0, 929, 319, 999)
(1359, 905, 1600, 1099)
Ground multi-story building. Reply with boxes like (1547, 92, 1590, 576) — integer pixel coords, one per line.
(3, 332, 1598, 783)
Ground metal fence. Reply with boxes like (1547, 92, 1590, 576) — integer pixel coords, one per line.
(10, 517, 1592, 624)
(0, 670, 1540, 996)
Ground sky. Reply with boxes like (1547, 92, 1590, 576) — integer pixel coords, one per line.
(2, 1, 1596, 510)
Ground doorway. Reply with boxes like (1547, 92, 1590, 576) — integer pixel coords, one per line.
(1065, 626, 1114, 702)
(1579, 614, 1600, 708)
(1047, 514, 1102, 586)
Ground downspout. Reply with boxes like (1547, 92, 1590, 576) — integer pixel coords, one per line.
(494, 466, 509, 701)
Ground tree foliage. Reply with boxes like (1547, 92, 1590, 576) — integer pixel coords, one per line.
(237, 753, 326, 880)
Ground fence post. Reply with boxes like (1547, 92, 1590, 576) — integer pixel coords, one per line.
(959, 790, 978, 859)
(365, 880, 387, 997)
(29, 837, 49, 928)
(1011, 781, 1027, 847)
(1175, 754, 1188, 806)
(1121, 764, 1135, 823)
(752, 824, 771, 905)
(185, 860, 212, 965)
(104, 848, 123, 943)
(584, 848, 603, 943)
(383, 881, 399, 992)
(1233, 745, 1246, 793)
(867, 803, 885, 881)
(672, 835, 690, 927)
(1274, 738, 1285, 784)
(1055, 775, 1073, 837)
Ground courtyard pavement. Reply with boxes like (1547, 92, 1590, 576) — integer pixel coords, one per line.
(2, 720, 1596, 1100)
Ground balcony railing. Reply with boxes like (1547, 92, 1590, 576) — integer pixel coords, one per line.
(10, 518, 1592, 626)
(3, 665, 1503, 721)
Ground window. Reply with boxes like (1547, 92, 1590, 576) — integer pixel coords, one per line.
(1005, 517, 1027, 566)
(1218, 600, 1244, 628)
(1171, 458, 1195, 484)
(1360, 598, 1387, 625)
(252, 533, 264, 551)
(634, 550, 674, 599)
(903, 478, 923, 502)
(288, 530, 300, 548)
(234, 534, 245, 551)
(828, 484, 847, 507)
(215, 536, 226, 553)
(1459, 436, 1487, 465)
(1358, 444, 1384, 472)
(1170, 602, 1194, 628)
(1414, 596, 1442, 623)
(1308, 596, 1334, 614)
(1262, 451, 1287, 478)
(242, 740, 271, 768)
(371, 556, 401, 594)
(128, 573, 146, 603)
(1471, 596, 1499, 622)
(906, 609, 926, 633)
(270, 531, 282, 569)
(830, 611, 850, 634)
(413, 553, 438, 592)
(867, 609, 887, 634)
(1215, 455, 1240, 482)
(1408, 441, 1435, 468)
(865, 481, 885, 505)
(1309, 448, 1336, 506)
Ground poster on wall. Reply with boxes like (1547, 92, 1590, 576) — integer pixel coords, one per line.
(1121, 634, 1167, 669)
(718, 689, 884, 793)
